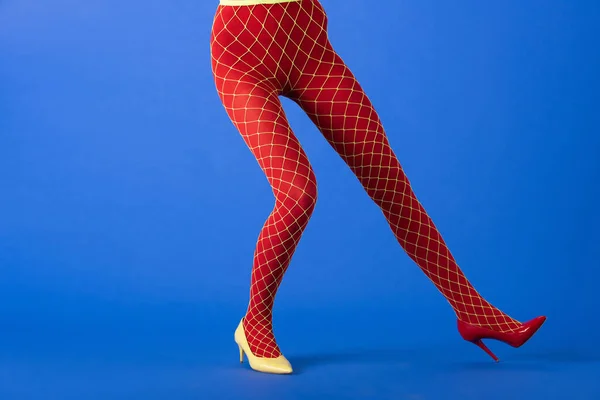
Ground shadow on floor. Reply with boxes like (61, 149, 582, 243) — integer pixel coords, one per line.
(287, 345, 600, 374)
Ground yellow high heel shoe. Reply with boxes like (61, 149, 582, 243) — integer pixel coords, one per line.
(234, 319, 293, 374)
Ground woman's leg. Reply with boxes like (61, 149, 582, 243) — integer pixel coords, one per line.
(216, 81, 318, 358)
(289, 50, 521, 333)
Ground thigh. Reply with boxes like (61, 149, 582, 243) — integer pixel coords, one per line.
(289, 51, 401, 182)
(215, 78, 316, 198)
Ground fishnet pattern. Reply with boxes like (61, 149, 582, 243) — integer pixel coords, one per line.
(210, 0, 521, 359)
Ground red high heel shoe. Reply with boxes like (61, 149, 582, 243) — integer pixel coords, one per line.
(457, 316, 547, 362)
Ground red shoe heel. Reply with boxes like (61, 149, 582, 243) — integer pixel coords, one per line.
(473, 339, 500, 362)
(457, 316, 547, 361)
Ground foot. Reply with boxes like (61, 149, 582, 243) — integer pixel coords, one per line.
(235, 319, 292, 374)
(457, 316, 547, 361)
(242, 316, 283, 358)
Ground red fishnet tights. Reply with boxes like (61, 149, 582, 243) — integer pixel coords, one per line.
(210, 0, 521, 358)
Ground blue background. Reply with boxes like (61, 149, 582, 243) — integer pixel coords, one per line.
(1, 0, 599, 399)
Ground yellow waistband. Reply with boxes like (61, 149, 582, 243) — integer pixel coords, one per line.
(219, 0, 300, 5)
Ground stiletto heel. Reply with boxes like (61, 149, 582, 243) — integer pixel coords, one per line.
(457, 316, 546, 361)
(234, 319, 293, 374)
(474, 339, 499, 362)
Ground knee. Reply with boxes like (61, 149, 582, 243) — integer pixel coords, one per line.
(289, 178, 318, 214)
(365, 166, 409, 207)
(295, 181, 318, 213)
(277, 171, 318, 215)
